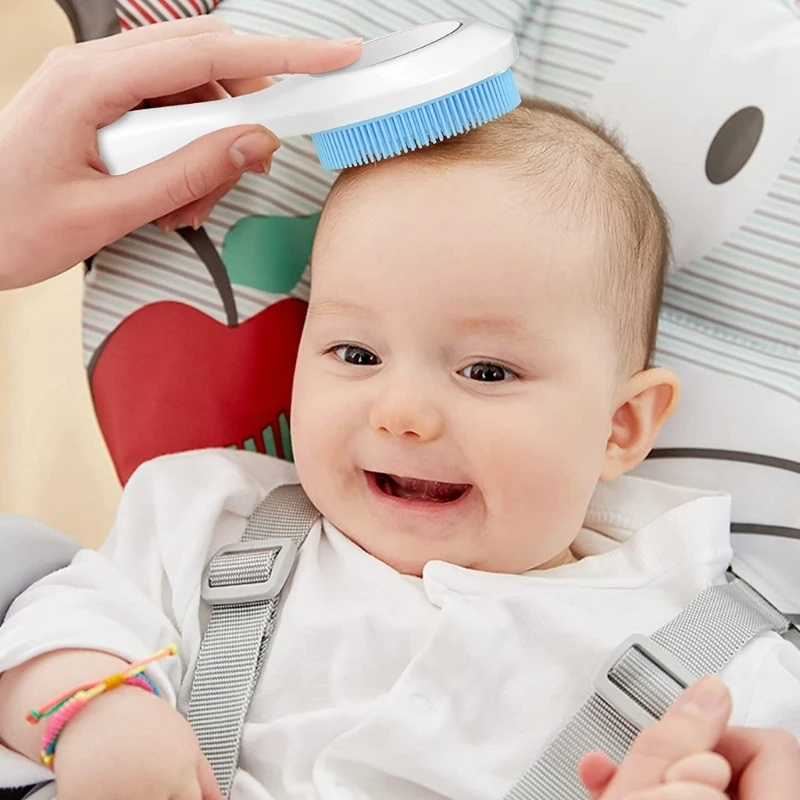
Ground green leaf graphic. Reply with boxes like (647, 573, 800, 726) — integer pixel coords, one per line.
(222, 213, 320, 294)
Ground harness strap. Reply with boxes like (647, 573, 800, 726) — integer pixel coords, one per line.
(187, 484, 319, 798)
(503, 577, 791, 800)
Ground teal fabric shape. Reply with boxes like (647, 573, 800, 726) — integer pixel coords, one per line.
(223, 213, 320, 294)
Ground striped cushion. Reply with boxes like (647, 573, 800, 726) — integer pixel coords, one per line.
(518, 0, 799, 394)
(117, 0, 222, 30)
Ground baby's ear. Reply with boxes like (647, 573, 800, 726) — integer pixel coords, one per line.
(600, 368, 680, 481)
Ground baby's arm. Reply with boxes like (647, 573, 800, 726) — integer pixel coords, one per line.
(0, 648, 220, 800)
(0, 649, 130, 762)
(0, 454, 222, 790)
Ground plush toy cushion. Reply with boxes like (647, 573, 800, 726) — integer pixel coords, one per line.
(81, 0, 799, 609)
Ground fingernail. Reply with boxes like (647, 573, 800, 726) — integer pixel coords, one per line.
(248, 158, 273, 175)
(230, 131, 280, 169)
(160, 218, 177, 233)
(679, 676, 729, 716)
(336, 37, 362, 45)
(193, 209, 213, 229)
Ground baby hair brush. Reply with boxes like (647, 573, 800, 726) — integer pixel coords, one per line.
(98, 18, 521, 174)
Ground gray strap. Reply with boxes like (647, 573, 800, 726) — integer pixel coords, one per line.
(186, 484, 319, 798)
(504, 578, 790, 800)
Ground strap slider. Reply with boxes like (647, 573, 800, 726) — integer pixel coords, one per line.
(594, 634, 697, 729)
(201, 539, 298, 606)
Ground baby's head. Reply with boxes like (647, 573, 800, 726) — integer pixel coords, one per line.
(291, 97, 680, 576)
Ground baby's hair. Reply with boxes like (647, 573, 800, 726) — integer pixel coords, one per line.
(327, 96, 670, 373)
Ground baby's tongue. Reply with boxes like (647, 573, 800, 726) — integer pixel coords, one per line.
(387, 475, 469, 502)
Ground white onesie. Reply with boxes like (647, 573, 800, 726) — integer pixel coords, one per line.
(1, 448, 799, 800)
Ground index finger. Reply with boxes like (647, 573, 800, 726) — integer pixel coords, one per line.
(598, 676, 733, 800)
(715, 726, 800, 800)
(87, 32, 362, 119)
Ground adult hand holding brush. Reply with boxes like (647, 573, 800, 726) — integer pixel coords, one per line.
(0, 16, 360, 290)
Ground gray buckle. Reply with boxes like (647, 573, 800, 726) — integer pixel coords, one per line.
(594, 634, 697, 729)
(201, 539, 298, 605)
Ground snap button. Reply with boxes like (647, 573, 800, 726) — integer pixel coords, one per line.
(409, 693, 434, 713)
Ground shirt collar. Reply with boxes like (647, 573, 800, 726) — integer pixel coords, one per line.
(420, 475, 732, 603)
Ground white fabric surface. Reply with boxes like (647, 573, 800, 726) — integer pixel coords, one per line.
(1, 448, 799, 799)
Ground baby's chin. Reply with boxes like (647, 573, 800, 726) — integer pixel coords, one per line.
(339, 526, 578, 578)
(330, 521, 463, 577)
(329, 520, 439, 577)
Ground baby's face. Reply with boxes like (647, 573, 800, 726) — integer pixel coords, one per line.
(291, 162, 620, 576)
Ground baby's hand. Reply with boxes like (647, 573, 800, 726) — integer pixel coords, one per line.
(52, 684, 222, 800)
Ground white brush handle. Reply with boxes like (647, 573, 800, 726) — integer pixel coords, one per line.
(98, 96, 244, 176)
(97, 18, 518, 175)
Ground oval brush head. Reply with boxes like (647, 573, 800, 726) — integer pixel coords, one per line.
(307, 17, 521, 169)
(97, 18, 520, 176)
(312, 68, 520, 169)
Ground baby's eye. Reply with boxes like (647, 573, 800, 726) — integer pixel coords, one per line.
(332, 344, 381, 366)
(459, 362, 516, 382)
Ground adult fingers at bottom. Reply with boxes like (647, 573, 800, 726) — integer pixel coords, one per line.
(579, 750, 732, 800)
(173, 785, 202, 800)
(197, 755, 225, 800)
(624, 784, 728, 800)
(578, 751, 619, 800)
(596, 677, 733, 800)
(716, 727, 800, 800)
(662, 752, 731, 791)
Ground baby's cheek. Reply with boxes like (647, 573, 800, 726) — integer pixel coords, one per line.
(291, 418, 342, 531)
(289, 383, 334, 493)
(478, 389, 608, 518)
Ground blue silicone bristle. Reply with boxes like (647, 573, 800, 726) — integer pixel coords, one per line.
(311, 68, 521, 170)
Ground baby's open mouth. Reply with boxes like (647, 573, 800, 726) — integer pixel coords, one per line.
(370, 472, 472, 503)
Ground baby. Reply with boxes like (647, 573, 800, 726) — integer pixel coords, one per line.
(0, 97, 798, 800)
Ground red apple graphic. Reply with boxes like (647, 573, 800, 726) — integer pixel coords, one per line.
(89, 217, 316, 484)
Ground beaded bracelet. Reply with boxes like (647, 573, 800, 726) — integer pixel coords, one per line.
(26, 643, 178, 768)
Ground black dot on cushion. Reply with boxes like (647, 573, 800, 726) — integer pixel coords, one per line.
(705, 106, 764, 185)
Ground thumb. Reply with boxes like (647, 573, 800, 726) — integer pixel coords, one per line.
(104, 124, 279, 231)
(597, 675, 732, 800)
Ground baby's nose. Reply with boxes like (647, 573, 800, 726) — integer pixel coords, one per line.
(368, 384, 444, 442)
